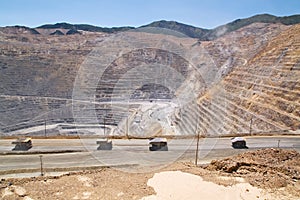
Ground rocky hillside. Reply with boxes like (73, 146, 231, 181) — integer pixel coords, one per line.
(206, 14, 300, 39)
(141, 14, 300, 40)
(0, 30, 106, 132)
(196, 24, 300, 135)
(37, 22, 134, 33)
(0, 15, 299, 136)
(7, 14, 300, 40)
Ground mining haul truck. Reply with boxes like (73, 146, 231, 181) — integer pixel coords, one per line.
(12, 137, 32, 151)
(231, 137, 247, 149)
(96, 138, 113, 150)
(149, 137, 168, 151)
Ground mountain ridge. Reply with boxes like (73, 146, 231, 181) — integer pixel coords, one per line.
(208, 14, 300, 39)
(1, 14, 300, 40)
(0, 15, 299, 135)
(37, 22, 134, 33)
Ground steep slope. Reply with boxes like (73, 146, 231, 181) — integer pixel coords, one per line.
(202, 23, 289, 74)
(0, 30, 106, 132)
(33, 14, 300, 40)
(139, 20, 210, 39)
(141, 14, 300, 40)
(207, 14, 300, 39)
(197, 24, 300, 135)
(0, 20, 299, 136)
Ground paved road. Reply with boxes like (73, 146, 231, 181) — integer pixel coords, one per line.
(1, 136, 300, 176)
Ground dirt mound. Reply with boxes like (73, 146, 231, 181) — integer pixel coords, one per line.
(1, 149, 300, 199)
(204, 148, 300, 197)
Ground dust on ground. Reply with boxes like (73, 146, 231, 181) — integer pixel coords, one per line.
(1, 148, 300, 200)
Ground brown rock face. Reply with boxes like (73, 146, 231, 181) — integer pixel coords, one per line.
(0, 23, 299, 135)
(197, 24, 300, 135)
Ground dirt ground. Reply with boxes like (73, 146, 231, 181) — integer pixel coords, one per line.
(1, 148, 300, 200)
(203, 148, 300, 199)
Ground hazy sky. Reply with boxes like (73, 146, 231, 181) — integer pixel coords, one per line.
(1, 0, 300, 28)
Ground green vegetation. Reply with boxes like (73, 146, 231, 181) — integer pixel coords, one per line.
(140, 20, 210, 39)
(6, 14, 300, 40)
(204, 14, 300, 40)
(37, 22, 134, 33)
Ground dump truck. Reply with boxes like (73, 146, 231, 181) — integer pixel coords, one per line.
(12, 137, 32, 151)
(149, 137, 168, 151)
(96, 138, 112, 150)
(231, 137, 247, 149)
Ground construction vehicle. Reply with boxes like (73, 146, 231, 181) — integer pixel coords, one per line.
(149, 137, 168, 151)
(96, 138, 112, 150)
(231, 137, 247, 149)
(12, 137, 32, 151)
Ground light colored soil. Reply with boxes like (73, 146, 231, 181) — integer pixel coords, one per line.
(1, 148, 299, 200)
(1, 168, 155, 200)
(141, 171, 272, 200)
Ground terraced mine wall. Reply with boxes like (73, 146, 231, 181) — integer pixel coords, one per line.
(196, 24, 300, 135)
(0, 24, 299, 136)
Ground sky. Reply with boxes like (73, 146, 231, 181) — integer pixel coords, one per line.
(0, 0, 300, 29)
